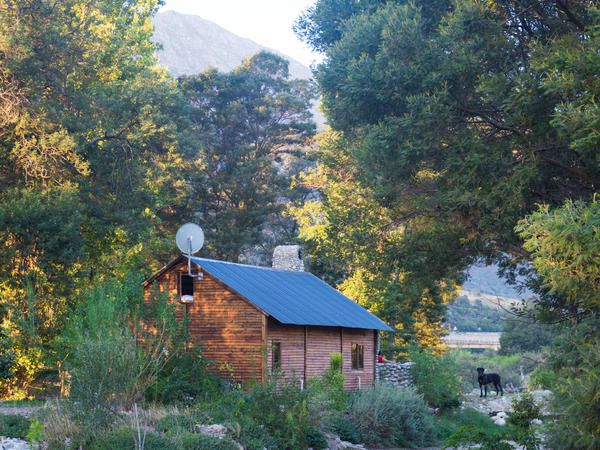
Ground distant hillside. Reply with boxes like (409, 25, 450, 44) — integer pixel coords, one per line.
(153, 11, 312, 80)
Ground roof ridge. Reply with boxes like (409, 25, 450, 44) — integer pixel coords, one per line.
(189, 256, 310, 274)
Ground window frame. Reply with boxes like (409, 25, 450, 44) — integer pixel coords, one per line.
(271, 341, 281, 373)
(179, 273, 194, 297)
(351, 343, 364, 370)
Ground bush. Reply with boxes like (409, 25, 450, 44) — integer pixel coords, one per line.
(180, 433, 238, 450)
(411, 349, 462, 409)
(508, 393, 540, 429)
(432, 408, 497, 443)
(346, 384, 433, 448)
(528, 367, 556, 389)
(66, 332, 139, 430)
(89, 428, 176, 450)
(330, 414, 360, 443)
(155, 414, 197, 434)
(306, 426, 328, 449)
(0, 414, 31, 439)
(146, 351, 222, 404)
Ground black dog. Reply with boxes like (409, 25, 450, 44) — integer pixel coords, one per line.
(477, 367, 503, 397)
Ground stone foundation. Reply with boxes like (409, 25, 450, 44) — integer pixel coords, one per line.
(376, 362, 414, 387)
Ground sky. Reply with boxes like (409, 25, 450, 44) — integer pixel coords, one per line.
(160, 0, 319, 67)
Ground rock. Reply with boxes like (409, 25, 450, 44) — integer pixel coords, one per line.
(0, 437, 30, 450)
(324, 432, 366, 450)
(196, 424, 228, 439)
(496, 411, 508, 419)
(531, 418, 543, 425)
(494, 417, 506, 426)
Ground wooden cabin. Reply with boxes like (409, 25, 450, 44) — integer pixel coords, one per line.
(143, 246, 392, 390)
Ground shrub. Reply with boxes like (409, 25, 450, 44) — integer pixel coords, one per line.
(432, 408, 497, 442)
(180, 433, 238, 450)
(0, 414, 31, 439)
(508, 393, 540, 429)
(330, 414, 360, 443)
(66, 331, 139, 430)
(89, 428, 176, 450)
(346, 384, 433, 448)
(411, 349, 462, 410)
(528, 367, 556, 389)
(146, 350, 222, 404)
(307, 425, 328, 449)
(155, 413, 197, 434)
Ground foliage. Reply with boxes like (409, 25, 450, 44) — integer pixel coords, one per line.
(306, 426, 328, 450)
(447, 296, 507, 332)
(411, 349, 462, 410)
(330, 414, 360, 444)
(25, 419, 44, 444)
(89, 427, 176, 450)
(516, 198, 600, 323)
(62, 275, 185, 434)
(432, 408, 498, 443)
(155, 414, 197, 434)
(500, 316, 555, 355)
(444, 426, 513, 450)
(508, 393, 540, 429)
(545, 320, 600, 449)
(321, 352, 346, 411)
(346, 384, 433, 448)
(146, 350, 222, 405)
(179, 51, 316, 261)
(0, 414, 31, 439)
(179, 433, 239, 450)
(528, 367, 557, 390)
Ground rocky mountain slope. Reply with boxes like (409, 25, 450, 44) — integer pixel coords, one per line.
(153, 11, 312, 80)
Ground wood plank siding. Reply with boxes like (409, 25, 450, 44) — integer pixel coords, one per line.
(266, 318, 377, 390)
(145, 263, 265, 383)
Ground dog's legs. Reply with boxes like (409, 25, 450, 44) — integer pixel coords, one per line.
(484, 384, 488, 398)
(499, 381, 503, 396)
(480, 384, 483, 397)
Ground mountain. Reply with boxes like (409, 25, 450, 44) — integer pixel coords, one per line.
(153, 11, 312, 80)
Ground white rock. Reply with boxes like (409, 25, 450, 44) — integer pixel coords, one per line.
(531, 418, 543, 425)
(496, 411, 508, 419)
(196, 424, 228, 439)
(494, 417, 506, 426)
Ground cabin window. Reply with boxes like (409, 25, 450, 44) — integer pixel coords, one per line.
(351, 343, 364, 370)
(180, 273, 194, 297)
(271, 341, 281, 373)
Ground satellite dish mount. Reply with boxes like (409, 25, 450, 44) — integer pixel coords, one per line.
(175, 223, 205, 279)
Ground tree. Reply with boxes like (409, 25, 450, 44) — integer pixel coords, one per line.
(293, 1, 598, 348)
(0, 0, 191, 396)
(179, 52, 316, 261)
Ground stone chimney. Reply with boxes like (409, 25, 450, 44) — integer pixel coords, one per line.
(272, 245, 305, 271)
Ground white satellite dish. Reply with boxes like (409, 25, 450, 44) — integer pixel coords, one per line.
(176, 223, 205, 255)
(175, 223, 205, 279)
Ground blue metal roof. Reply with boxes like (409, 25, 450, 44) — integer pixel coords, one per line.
(190, 257, 393, 331)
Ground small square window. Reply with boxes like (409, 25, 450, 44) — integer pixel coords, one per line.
(180, 274, 194, 297)
(351, 343, 364, 370)
(271, 341, 281, 373)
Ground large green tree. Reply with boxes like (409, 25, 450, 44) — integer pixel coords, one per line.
(179, 52, 316, 261)
(296, 0, 599, 443)
(0, 0, 191, 396)
(293, 1, 598, 347)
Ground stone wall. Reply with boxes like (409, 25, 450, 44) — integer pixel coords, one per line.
(376, 362, 414, 387)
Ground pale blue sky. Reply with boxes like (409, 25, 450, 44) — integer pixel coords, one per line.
(161, 0, 319, 66)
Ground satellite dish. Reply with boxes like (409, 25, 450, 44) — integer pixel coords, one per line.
(176, 223, 205, 280)
(176, 223, 205, 255)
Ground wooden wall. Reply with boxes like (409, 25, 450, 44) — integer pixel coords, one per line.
(266, 318, 376, 390)
(145, 262, 266, 383)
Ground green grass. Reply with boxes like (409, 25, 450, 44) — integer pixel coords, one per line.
(432, 407, 497, 443)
